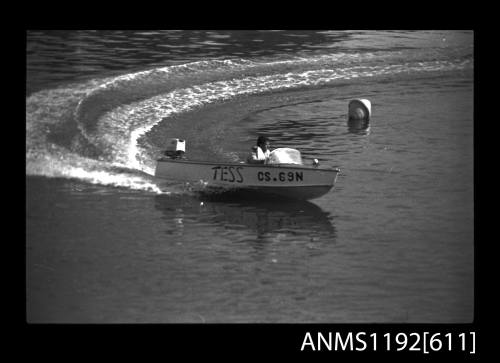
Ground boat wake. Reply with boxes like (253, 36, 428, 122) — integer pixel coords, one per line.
(26, 52, 472, 193)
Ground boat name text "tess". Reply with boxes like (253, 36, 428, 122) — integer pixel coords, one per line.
(212, 166, 244, 183)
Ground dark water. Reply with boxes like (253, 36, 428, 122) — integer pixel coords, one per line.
(26, 30, 474, 323)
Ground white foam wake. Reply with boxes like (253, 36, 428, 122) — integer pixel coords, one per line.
(27, 54, 472, 192)
(105, 58, 473, 172)
(26, 147, 165, 193)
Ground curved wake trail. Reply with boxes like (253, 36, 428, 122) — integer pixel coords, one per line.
(104, 58, 473, 174)
(26, 52, 473, 192)
(26, 81, 165, 193)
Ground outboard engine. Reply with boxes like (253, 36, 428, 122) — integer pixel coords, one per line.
(163, 138, 186, 159)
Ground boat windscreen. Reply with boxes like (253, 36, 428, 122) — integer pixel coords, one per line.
(267, 148, 303, 165)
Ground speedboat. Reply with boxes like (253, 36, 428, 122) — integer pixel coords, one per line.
(154, 139, 340, 200)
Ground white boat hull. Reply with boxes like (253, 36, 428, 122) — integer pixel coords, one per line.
(154, 158, 340, 200)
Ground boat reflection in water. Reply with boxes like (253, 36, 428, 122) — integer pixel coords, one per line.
(153, 193, 336, 248)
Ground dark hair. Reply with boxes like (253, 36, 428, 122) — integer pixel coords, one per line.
(257, 136, 269, 146)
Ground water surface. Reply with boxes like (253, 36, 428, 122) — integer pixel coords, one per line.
(26, 30, 474, 323)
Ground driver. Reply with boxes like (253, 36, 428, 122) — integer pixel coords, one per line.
(247, 136, 271, 164)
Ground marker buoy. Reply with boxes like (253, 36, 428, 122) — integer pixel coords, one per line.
(348, 99, 371, 121)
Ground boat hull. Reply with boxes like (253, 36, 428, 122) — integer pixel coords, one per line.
(154, 158, 340, 200)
